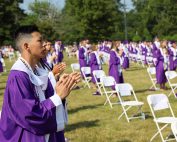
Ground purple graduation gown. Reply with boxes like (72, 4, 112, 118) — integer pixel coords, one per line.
(79, 47, 87, 68)
(155, 49, 167, 84)
(168, 48, 177, 70)
(89, 52, 101, 83)
(0, 70, 65, 142)
(122, 52, 129, 69)
(0, 61, 3, 72)
(57, 45, 64, 63)
(109, 50, 124, 85)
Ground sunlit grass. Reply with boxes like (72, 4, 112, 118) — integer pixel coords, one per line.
(0, 53, 177, 142)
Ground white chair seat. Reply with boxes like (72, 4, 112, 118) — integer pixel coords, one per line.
(155, 117, 177, 124)
(122, 101, 144, 106)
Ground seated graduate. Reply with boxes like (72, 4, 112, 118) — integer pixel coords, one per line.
(0, 25, 80, 142)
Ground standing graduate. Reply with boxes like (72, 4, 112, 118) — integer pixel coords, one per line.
(121, 42, 129, 70)
(155, 40, 168, 90)
(109, 42, 124, 89)
(55, 40, 64, 63)
(0, 25, 80, 142)
(89, 45, 102, 95)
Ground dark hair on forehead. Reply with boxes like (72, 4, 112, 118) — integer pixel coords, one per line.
(15, 25, 39, 39)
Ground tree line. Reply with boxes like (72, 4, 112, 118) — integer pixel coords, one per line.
(0, 0, 176, 46)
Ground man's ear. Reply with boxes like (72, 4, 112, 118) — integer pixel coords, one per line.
(24, 42, 30, 52)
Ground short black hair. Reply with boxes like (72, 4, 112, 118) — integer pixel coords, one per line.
(15, 25, 39, 39)
(15, 25, 39, 52)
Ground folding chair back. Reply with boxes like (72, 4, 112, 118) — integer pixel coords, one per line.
(147, 94, 171, 112)
(165, 71, 177, 80)
(71, 63, 80, 72)
(115, 83, 144, 122)
(93, 70, 106, 95)
(115, 83, 132, 97)
(101, 76, 117, 108)
(81, 67, 91, 88)
(147, 94, 177, 142)
(165, 71, 177, 97)
(147, 67, 158, 90)
(101, 76, 116, 87)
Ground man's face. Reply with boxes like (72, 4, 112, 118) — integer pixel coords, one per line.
(28, 32, 46, 59)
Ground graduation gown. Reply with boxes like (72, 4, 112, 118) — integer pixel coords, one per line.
(109, 50, 124, 85)
(122, 52, 129, 69)
(0, 59, 66, 142)
(89, 52, 102, 83)
(155, 49, 167, 84)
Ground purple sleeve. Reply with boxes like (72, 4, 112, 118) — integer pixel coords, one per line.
(6, 71, 57, 135)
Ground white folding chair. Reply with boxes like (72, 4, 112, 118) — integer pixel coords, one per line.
(115, 83, 144, 122)
(101, 76, 117, 108)
(81, 67, 92, 88)
(147, 67, 158, 90)
(171, 122, 177, 141)
(165, 71, 177, 98)
(146, 56, 154, 67)
(147, 94, 177, 142)
(71, 63, 80, 72)
(93, 70, 106, 95)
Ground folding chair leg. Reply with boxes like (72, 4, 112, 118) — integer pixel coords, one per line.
(104, 93, 113, 108)
(98, 86, 103, 96)
(150, 124, 168, 142)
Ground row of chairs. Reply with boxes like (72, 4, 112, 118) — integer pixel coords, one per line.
(71, 63, 145, 122)
(129, 54, 154, 68)
(71, 63, 177, 141)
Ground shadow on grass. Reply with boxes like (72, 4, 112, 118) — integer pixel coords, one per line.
(135, 89, 148, 93)
(116, 140, 132, 142)
(143, 112, 153, 119)
(68, 104, 103, 114)
(126, 67, 144, 72)
(65, 119, 99, 132)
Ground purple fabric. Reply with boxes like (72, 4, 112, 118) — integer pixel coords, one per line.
(109, 50, 124, 85)
(0, 61, 3, 72)
(0, 70, 65, 142)
(152, 43, 157, 58)
(89, 53, 101, 83)
(155, 49, 167, 84)
(168, 48, 177, 70)
(56, 45, 64, 63)
(79, 48, 87, 68)
(122, 52, 129, 69)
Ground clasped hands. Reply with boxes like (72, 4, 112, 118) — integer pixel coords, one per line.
(55, 72, 81, 100)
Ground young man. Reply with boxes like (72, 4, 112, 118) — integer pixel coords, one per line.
(0, 25, 80, 142)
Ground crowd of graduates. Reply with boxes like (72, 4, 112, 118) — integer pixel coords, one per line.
(77, 38, 177, 93)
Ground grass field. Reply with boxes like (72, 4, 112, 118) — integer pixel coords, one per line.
(0, 53, 177, 142)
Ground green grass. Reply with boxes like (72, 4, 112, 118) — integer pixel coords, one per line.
(0, 54, 177, 142)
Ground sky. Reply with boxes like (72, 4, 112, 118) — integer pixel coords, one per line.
(20, 0, 133, 12)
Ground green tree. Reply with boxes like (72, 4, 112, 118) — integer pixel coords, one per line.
(61, 0, 123, 43)
(21, 1, 62, 41)
(0, 0, 25, 45)
(130, 0, 177, 40)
